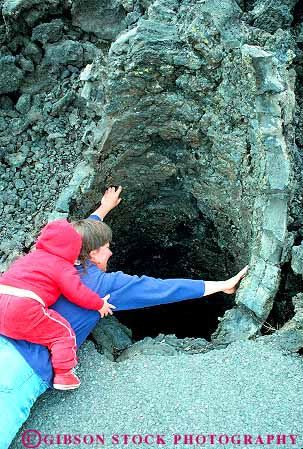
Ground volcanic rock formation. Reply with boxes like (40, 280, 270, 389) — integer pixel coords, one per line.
(0, 0, 303, 351)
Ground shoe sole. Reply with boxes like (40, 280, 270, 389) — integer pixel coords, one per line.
(53, 383, 81, 390)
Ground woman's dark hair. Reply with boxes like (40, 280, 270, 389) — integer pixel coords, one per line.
(71, 219, 112, 267)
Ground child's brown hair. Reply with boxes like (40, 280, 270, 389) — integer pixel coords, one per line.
(71, 219, 112, 267)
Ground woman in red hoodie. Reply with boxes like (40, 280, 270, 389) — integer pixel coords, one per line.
(0, 219, 115, 390)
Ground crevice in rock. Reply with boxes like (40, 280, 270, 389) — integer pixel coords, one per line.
(260, 263, 299, 335)
(292, 0, 303, 28)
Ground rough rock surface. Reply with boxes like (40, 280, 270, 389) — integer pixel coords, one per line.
(0, 0, 303, 441)
(0, 0, 301, 335)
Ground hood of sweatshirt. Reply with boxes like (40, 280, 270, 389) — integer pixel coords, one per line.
(36, 219, 82, 263)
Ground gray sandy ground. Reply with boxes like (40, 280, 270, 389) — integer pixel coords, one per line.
(11, 339, 303, 449)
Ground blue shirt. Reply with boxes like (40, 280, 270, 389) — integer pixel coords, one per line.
(4, 216, 205, 386)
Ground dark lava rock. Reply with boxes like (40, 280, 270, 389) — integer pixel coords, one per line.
(0, 56, 24, 94)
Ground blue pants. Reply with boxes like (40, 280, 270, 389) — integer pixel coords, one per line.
(0, 336, 48, 449)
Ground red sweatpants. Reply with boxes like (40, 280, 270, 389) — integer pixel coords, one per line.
(0, 294, 77, 373)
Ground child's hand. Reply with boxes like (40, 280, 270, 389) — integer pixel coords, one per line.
(99, 293, 116, 318)
(101, 186, 122, 212)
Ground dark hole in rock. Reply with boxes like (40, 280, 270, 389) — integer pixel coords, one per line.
(292, 0, 303, 28)
(262, 297, 295, 335)
(105, 199, 237, 342)
(260, 263, 301, 336)
(114, 294, 233, 342)
(6, 92, 20, 105)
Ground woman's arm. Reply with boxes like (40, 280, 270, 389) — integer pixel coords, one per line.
(203, 266, 248, 296)
(90, 186, 122, 220)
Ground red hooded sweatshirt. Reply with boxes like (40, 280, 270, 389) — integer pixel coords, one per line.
(0, 219, 104, 310)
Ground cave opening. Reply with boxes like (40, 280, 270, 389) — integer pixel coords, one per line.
(114, 292, 233, 342)
(104, 192, 238, 342)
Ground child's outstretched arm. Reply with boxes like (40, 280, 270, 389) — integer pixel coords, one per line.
(56, 265, 108, 310)
(91, 186, 122, 220)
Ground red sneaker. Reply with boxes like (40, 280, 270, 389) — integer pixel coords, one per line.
(53, 371, 81, 390)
